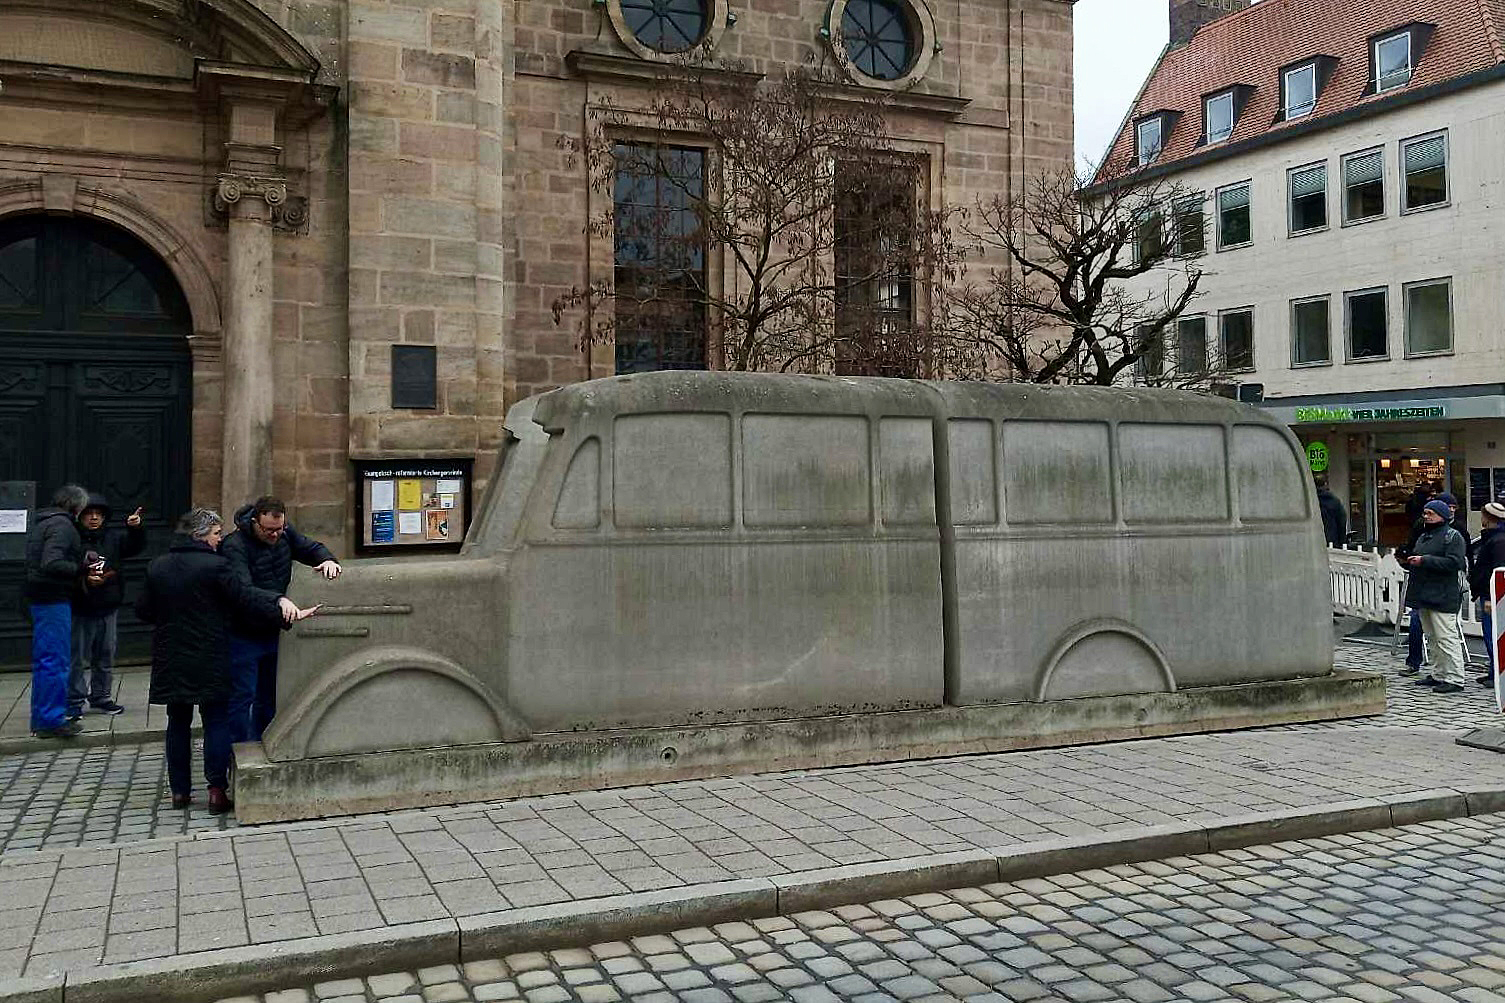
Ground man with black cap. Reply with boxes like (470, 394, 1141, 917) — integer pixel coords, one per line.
(69, 494, 145, 720)
(1403, 498, 1469, 694)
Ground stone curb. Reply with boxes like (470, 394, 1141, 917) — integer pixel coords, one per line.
(0, 726, 187, 757)
(4, 787, 1500, 1003)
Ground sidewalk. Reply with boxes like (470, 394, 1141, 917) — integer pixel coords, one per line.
(0, 640, 1502, 1001)
(0, 670, 160, 753)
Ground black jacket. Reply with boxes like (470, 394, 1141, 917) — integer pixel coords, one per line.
(1469, 525, 1505, 603)
(73, 497, 147, 615)
(134, 539, 286, 705)
(24, 508, 83, 605)
(1316, 489, 1347, 548)
(219, 504, 335, 640)
(1404, 521, 1468, 612)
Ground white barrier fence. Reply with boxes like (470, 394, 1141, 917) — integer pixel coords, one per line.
(1327, 544, 1482, 638)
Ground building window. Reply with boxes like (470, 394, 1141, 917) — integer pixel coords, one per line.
(1205, 91, 1234, 144)
(1176, 316, 1207, 375)
(835, 162, 920, 377)
(1401, 133, 1448, 211)
(1345, 287, 1388, 360)
(1137, 118, 1163, 166)
(1216, 182, 1251, 249)
(1375, 31, 1412, 92)
(1172, 195, 1205, 255)
(1404, 278, 1452, 356)
(841, 0, 917, 81)
(618, 0, 710, 53)
(1291, 296, 1331, 366)
(1220, 308, 1254, 371)
(612, 142, 708, 373)
(1288, 163, 1328, 234)
(1137, 323, 1164, 382)
(1342, 149, 1385, 223)
(1284, 63, 1317, 119)
(1134, 207, 1164, 262)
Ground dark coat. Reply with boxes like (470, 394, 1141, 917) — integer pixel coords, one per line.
(1469, 525, 1505, 603)
(24, 508, 83, 605)
(73, 496, 147, 616)
(134, 538, 286, 705)
(1405, 488, 1431, 526)
(1316, 489, 1347, 548)
(1404, 521, 1468, 613)
(219, 504, 335, 641)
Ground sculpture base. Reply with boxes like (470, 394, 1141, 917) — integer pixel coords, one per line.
(1458, 728, 1505, 753)
(233, 669, 1383, 824)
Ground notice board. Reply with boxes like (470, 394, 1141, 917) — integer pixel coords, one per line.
(354, 458, 473, 555)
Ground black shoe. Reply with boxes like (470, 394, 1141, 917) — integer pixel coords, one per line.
(65, 708, 83, 723)
(1433, 682, 1465, 694)
(1399, 665, 1422, 676)
(1479, 675, 1495, 688)
(1415, 675, 1441, 686)
(34, 720, 84, 739)
(90, 700, 125, 716)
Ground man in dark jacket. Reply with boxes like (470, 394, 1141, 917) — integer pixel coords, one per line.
(219, 496, 341, 743)
(135, 508, 312, 813)
(1403, 499, 1469, 694)
(1469, 501, 1505, 689)
(24, 484, 90, 739)
(1315, 475, 1347, 548)
(69, 495, 146, 719)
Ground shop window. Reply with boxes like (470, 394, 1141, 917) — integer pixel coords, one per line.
(1216, 182, 1251, 249)
(1290, 296, 1331, 366)
(1346, 287, 1388, 360)
(612, 142, 708, 374)
(1205, 91, 1234, 144)
(1220, 308, 1255, 371)
(1401, 133, 1447, 211)
(1404, 278, 1452, 356)
(1172, 195, 1205, 255)
(1176, 316, 1207, 376)
(1288, 163, 1327, 234)
(1342, 149, 1385, 223)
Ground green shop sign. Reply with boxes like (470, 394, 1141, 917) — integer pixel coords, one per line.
(1293, 404, 1448, 423)
(1306, 441, 1329, 473)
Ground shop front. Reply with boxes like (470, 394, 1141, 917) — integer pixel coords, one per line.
(1262, 387, 1505, 548)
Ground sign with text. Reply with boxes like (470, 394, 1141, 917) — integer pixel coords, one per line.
(353, 458, 473, 556)
(1305, 441, 1329, 472)
(1293, 404, 1448, 423)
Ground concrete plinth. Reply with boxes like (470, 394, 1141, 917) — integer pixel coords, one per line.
(1458, 728, 1505, 753)
(233, 669, 1384, 824)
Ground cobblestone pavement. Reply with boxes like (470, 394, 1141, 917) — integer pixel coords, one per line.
(224, 812, 1505, 1003)
(1, 638, 1498, 857)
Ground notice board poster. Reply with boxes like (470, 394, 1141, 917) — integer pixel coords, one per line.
(354, 458, 473, 555)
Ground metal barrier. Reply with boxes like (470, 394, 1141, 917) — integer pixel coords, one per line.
(1327, 544, 1481, 638)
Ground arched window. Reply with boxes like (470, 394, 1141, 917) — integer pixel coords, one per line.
(841, 0, 917, 81)
(619, 0, 710, 54)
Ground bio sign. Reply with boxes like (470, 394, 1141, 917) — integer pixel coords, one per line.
(1305, 441, 1329, 473)
(1293, 404, 1448, 423)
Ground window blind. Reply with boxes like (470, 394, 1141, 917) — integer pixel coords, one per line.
(1218, 185, 1249, 211)
(1405, 137, 1445, 173)
(1345, 151, 1382, 185)
(1290, 166, 1326, 198)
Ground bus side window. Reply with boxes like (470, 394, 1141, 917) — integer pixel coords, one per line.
(880, 417, 936, 526)
(1002, 421, 1113, 525)
(614, 414, 733, 528)
(1119, 423, 1229, 523)
(744, 414, 871, 527)
(552, 437, 601, 529)
(948, 419, 997, 526)
(1233, 425, 1308, 522)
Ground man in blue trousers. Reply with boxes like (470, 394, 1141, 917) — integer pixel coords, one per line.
(25, 485, 90, 739)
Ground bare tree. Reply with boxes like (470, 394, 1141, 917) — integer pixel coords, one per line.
(934, 166, 1225, 387)
(552, 56, 958, 375)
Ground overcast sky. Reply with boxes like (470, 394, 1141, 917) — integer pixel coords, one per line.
(1074, 0, 1169, 172)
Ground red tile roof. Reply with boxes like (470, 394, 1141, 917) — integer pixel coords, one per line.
(1094, 0, 1505, 182)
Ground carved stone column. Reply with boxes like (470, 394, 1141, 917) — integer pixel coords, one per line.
(216, 173, 285, 511)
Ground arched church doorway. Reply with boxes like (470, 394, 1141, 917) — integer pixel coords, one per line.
(0, 214, 194, 668)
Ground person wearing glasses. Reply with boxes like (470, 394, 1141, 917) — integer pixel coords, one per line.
(220, 496, 342, 743)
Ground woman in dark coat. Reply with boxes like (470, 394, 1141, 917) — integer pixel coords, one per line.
(134, 508, 314, 813)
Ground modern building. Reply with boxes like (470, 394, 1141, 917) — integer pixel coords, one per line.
(0, 0, 1073, 663)
(1093, 0, 1505, 546)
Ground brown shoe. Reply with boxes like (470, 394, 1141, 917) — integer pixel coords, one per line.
(171, 792, 192, 809)
(207, 787, 234, 815)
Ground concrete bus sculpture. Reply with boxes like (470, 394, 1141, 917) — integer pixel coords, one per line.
(236, 373, 1380, 822)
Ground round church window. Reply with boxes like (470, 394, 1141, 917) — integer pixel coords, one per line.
(840, 0, 918, 81)
(619, 0, 711, 54)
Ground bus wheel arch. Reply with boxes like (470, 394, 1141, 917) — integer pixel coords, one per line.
(1034, 619, 1176, 702)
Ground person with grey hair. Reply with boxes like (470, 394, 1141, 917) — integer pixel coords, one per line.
(135, 507, 318, 813)
(24, 484, 91, 739)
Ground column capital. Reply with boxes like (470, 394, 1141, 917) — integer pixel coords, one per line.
(213, 173, 308, 232)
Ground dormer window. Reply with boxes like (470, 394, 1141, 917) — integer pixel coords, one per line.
(1375, 31, 1412, 91)
(1205, 91, 1234, 144)
(1137, 118, 1164, 165)
(1284, 63, 1317, 119)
